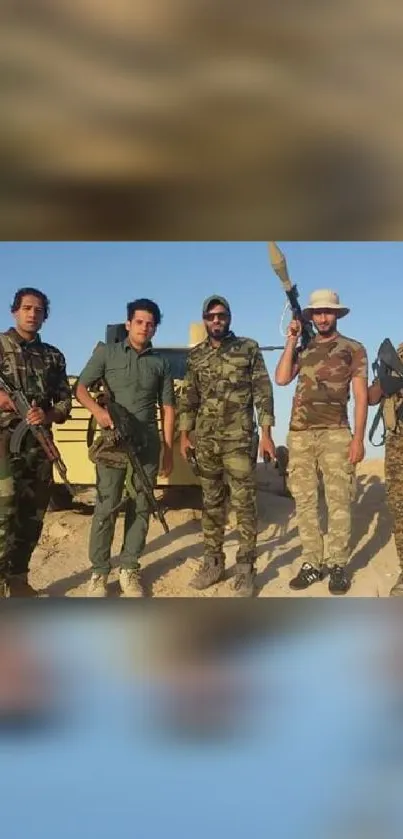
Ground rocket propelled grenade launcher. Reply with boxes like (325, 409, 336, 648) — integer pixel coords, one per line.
(268, 242, 315, 351)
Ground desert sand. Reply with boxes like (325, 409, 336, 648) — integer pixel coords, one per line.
(30, 458, 397, 598)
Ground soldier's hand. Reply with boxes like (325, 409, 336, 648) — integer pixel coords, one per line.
(0, 390, 16, 412)
(95, 407, 114, 429)
(180, 435, 193, 461)
(286, 319, 302, 342)
(161, 445, 173, 477)
(259, 433, 277, 463)
(26, 400, 46, 426)
(348, 436, 365, 465)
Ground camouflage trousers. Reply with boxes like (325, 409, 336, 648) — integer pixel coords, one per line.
(385, 433, 403, 569)
(0, 430, 53, 580)
(287, 428, 356, 569)
(196, 436, 258, 566)
(88, 437, 160, 575)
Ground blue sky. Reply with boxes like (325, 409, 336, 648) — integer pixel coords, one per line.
(0, 241, 398, 455)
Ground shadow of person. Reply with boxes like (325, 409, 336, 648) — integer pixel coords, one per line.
(349, 473, 392, 574)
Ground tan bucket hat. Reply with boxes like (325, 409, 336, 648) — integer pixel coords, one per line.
(302, 289, 350, 320)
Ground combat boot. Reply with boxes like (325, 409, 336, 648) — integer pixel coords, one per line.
(8, 573, 38, 598)
(119, 568, 144, 598)
(390, 571, 403, 596)
(87, 573, 108, 597)
(231, 563, 256, 597)
(189, 557, 225, 590)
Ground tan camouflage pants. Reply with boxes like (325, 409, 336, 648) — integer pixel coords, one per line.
(287, 428, 356, 569)
(385, 433, 403, 569)
(196, 437, 257, 566)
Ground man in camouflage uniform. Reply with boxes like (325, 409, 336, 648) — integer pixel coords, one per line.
(0, 287, 72, 597)
(275, 289, 368, 595)
(368, 343, 403, 596)
(179, 295, 276, 597)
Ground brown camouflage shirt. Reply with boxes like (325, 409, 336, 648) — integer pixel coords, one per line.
(178, 332, 275, 440)
(290, 332, 368, 432)
(0, 327, 72, 430)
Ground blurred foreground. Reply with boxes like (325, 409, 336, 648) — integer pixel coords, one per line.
(2, 2, 403, 238)
(1, 601, 403, 838)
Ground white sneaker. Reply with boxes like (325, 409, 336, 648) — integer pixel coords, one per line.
(87, 574, 108, 597)
(119, 568, 144, 598)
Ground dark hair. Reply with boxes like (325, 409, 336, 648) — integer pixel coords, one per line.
(127, 298, 162, 327)
(11, 287, 50, 321)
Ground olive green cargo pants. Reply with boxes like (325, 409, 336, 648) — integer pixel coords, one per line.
(88, 438, 160, 575)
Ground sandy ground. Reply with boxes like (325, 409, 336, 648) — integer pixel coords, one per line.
(30, 458, 398, 598)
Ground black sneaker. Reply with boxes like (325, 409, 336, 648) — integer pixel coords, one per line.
(289, 562, 324, 591)
(328, 565, 350, 595)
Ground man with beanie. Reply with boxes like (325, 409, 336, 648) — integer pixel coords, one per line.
(179, 295, 276, 597)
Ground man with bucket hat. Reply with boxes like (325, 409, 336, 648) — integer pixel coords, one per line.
(275, 288, 368, 595)
(179, 295, 276, 597)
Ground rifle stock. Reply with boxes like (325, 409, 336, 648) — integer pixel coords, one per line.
(268, 241, 315, 351)
(0, 370, 74, 496)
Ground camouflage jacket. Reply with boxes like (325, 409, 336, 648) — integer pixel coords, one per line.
(0, 328, 72, 430)
(290, 333, 368, 432)
(178, 332, 275, 440)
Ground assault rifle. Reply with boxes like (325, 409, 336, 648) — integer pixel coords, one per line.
(268, 241, 315, 351)
(0, 370, 74, 495)
(100, 382, 169, 534)
(369, 338, 403, 447)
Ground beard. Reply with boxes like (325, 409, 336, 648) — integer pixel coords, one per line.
(207, 323, 231, 341)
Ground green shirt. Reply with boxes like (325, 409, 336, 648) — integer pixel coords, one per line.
(78, 339, 175, 428)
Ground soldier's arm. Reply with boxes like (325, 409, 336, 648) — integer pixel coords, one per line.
(351, 346, 369, 442)
(178, 356, 200, 456)
(251, 347, 275, 436)
(0, 340, 16, 412)
(368, 379, 383, 406)
(178, 356, 200, 434)
(46, 351, 72, 424)
(159, 358, 176, 452)
(75, 343, 109, 424)
(275, 322, 301, 386)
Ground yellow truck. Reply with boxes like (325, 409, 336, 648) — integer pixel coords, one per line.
(50, 324, 287, 508)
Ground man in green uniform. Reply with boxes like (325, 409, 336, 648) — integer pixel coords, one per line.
(179, 295, 276, 597)
(275, 289, 368, 595)
(76, 298, 175, 598)
(368, 343, 403, 596)
(0, 287, 72, 597)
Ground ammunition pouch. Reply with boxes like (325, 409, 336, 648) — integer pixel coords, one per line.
(88, 429, 129, 469)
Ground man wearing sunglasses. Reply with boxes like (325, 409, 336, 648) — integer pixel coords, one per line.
(179, 296, 276, 597)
